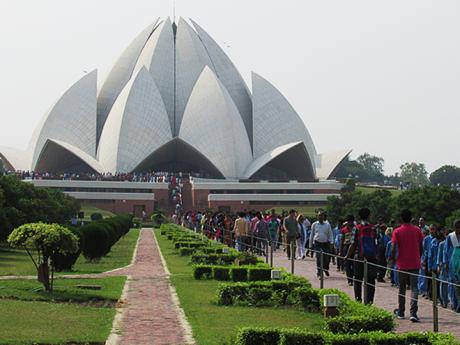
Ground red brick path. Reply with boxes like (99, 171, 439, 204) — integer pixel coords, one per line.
(106, 229, 191, 345)
(271, 251, 460, 337)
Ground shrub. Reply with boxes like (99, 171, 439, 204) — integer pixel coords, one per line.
(293, 287, 320, 311)
(231, 267, 248, 282)
(279, 330, 325, 345)
(248, 267, 272, 281)
(193, 265, 213, 279)
(326, 313, 394, 334)
(179, 247, 195, 256)
(247, 287, 273, 306)
(80, 222, 110, 260)
(213, 266, 231, 281)
(237, 251, 260, 265)
(90, 212, 103, 221)
(235, 329, 438, 345)
(53, 227, 85, 271)
(235, 327, 280, 345)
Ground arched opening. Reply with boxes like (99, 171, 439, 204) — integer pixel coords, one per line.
(133, 138, 225, 179)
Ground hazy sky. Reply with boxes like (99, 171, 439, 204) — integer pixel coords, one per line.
(0, 0, 459, 174)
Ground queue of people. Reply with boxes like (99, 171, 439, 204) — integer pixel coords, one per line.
(176, 207, 460, 322)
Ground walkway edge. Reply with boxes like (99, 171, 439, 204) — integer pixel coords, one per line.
(153, 230, 195, 345)
(105, 228, 142, 345)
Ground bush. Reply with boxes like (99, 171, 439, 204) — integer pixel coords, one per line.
(90, 212, 103, 221)
(279, 330, 325, 345)
(235, 327, 280, 345)
(232, 267, 248, 282)
(179, 247, 195, 256)
(326, 311, 394, 334)
(235, 329, 439, 345)
(80, 222, 110, 260)
(248, 267, 272, 281)
(53, 227, 85, 271)
(293, 287, 320, 311)
(237, 251, 260, 265)
(193, 265, 213, 279)
(213, 266, 231, 281)
(247, 287, 273, 306)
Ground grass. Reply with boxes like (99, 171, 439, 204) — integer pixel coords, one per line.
(0, 299, 114, 345)
(0, 228, 140, 276)
(356, 185, 402, 196)
(0, 244, 38, 276)
(0, 276, 125, 303)
(155, 230, 324, 345)
(80, 204, 115, 220)
(70, 228, 139, 274)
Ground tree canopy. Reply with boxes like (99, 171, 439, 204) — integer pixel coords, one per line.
(399, 162, 429, 186)
(8, 222, 79, 291)
(334, 153, 385, 183)
(430, 165, 460, 186)
(0, 175, 80, 240)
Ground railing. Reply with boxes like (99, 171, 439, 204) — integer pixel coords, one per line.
(188, 223, 460, 333)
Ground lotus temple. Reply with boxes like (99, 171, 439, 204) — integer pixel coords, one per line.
(0, 18, 350, 214)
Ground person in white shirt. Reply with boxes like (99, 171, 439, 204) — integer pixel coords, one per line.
(310, 211, 334, 277)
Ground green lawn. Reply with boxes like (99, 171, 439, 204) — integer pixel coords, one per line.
(0, 299, 114, 345)
(155, 231, 324, 345)
(80, 204, 115, 221)
(356, 185, 402, 196)
(0, 228, 140, 276)
(0, 276, 125, 303)
(70, 228, 139, 274)
(0, 244, 38, 276)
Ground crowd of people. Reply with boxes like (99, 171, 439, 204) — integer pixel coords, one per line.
(7, 170, 195, 183)
(177, 208, 460, 322)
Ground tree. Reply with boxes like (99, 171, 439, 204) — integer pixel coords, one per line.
(399, 162, 429, 186)
(430, 165, 460, 186)
(8, 223, 79, 291)
(327, 189, 394, 224)
(393, 185, 460, 226)
(356, 153, 384, 176)
(0, 175, 80, 240)
(334, 153, 385, 183)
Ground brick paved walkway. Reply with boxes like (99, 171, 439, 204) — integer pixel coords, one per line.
(105, 229, 192, 345)
(271, 251, 460, 337)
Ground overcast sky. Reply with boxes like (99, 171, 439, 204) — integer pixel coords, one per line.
(0, 0, 459, 174)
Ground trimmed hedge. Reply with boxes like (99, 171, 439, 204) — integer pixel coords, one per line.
(235, 328, 450, 345)
(213, 266, 231, 281)
(191, 252, 259, 266)
(179, 247, 195, 256)
(192, 264, 271, 282)
(248, 267, 272, 281)
(80, 214, 133, 261)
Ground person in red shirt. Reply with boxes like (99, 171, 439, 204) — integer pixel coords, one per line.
(390, 209, 424, 322)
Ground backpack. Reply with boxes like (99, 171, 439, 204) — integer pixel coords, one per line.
(358, 224, 377, 259)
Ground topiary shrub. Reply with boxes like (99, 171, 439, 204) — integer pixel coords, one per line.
(231, 267, 248, 282)
(279, 330, 325, 345)
(247, 287, 273, 306)
(179, 247, 195, 256)
(52, 227, 85, 271)
(80, 222, 110, 261)
(193, 265, 213, 280)
(213, 266, 231, 281)
(90, 212, 103, 221)
(293, 287, 320, 311)
(235, 327, 280, 345)
(248, 267, 272, 281)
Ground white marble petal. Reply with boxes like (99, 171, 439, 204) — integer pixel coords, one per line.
(252, 72, 317, 172)
(96, 20, 159, 141)
(190, 19, 253, 144)
(98, 67, 172, 173)
(179, 67, 252, 178)
(30, 70, 98, 170)
(133, 18, 175, 130)
(316, 149, 352, 180)
(174, 18, 213, 135)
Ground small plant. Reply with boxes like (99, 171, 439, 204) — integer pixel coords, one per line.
(8, 223, 79, 291)
(90, 212, 103, 221)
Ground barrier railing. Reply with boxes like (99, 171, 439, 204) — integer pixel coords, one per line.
(185, 223, 460, 333)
